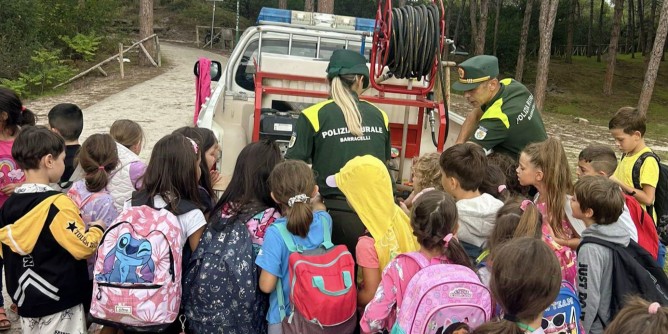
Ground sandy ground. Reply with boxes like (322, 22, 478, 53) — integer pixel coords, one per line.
(3, 43, 226, 333)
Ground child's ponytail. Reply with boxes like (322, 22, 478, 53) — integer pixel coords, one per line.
(488, 197, 543, 262)
(78, 134, 119, 193)
(268, 160, 317, 238)
(411, 190, 473, 269)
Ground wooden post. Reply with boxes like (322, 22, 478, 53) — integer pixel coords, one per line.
(196, 26, 200, 47)
(119, 43, 124, 79)
(155, 35, 161, 67)
(139, 42, 158, 67)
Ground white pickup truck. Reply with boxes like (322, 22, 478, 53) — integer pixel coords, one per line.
(196, 7, 464, 188)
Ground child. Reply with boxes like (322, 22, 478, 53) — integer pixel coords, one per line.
(472, 237, 561, 334)
(360, 190, 474, 332)
(608, 107, 659, 222)
(48, 103, 84, 191)
(0, 87, 36, 329)
(577, 144, 659, 261)
(0, 88, 36, 207)
(479, 164, 507, 200)
(214, 139, 281, 252)
(66, 134, 119, 314)
(572, 176, 628, 333)
(478, 197, 543, 286)
(0, 126, 106, 334)
(256, 160, 330, 334)
(325, 155, 419, 307)
(518, 137, 585, 248)
(108, 119, 147, 211)
(404, 152, 443, 209)
(440, 143, 504, 260)
(185, 140, 282, 334)
(518, 137, 580, 285)
(603, 297, 668, 334)
(173, 126, 221, 216)
(132, 133, 206, 251)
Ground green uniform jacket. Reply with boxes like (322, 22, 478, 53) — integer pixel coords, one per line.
(470, 78, 547, 158)
(285, 99, 391, 197)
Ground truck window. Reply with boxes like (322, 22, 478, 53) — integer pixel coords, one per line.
(235, 39, 289, 91)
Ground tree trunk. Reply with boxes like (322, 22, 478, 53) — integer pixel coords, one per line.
(588, 0, 594, 57)
(139, 0, 155, 67)
(454, 0, 467, 45)
(398, 0, 407, 7)
(628, 0, 635, 57)
(646, 0, 657, 56)
(566, 0, 575, 63)
(603, 0, 625, 96)
(470, 0, 479, 53)
(638, 0, 668, 114)
(534, 0, 559, 112)
(597, 0, 605, 62)
(317, 0, 334, 13)
(470, 0, 489, 55)
(305, 0, 314, 12)
(638, 0, 646, 55)
(515, 0, 534, 82)
(493, 0, 503, 56)
(279, 0, 288, 9)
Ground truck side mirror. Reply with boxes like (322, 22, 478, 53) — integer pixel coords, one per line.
(193, 60, 223, 82)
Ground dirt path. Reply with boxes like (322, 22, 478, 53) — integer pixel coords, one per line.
(3, 43, 226, 332)
(27, 43, 227, 161)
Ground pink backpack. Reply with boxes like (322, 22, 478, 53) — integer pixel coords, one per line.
(90, 195, 195, 331)
(391, 252, 493, 334)
(274, 217, 357, 334)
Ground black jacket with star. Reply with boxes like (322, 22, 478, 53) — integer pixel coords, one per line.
(0, 190, 104, 317)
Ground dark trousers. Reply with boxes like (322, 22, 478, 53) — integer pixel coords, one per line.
(324, 197, 366, 263)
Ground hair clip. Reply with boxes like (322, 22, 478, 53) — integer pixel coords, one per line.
(498, 184, 507, 193)
(185, 137, 199, 155)
(520, 199, 533, 212)
(288, 194, 309, 207)
(443, 233, 454, 248)
(21, 106, 26, 112)
(649, 302, 661, 314)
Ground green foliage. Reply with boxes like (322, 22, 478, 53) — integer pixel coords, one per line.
(0, 77, 29, 97)
(0, 0, 119, 79)
(17, 49, 74, 95)
(60, 33, 103, 62)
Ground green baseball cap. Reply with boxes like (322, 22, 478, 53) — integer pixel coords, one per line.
(326, 49, 370, 89)
(452, 55, 499, 92)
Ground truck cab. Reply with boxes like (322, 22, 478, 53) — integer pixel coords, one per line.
(196, 8, 464, 189)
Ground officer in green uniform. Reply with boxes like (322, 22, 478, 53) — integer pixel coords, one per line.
(285, 49, 391, 259)
(453, 55, 547, 159)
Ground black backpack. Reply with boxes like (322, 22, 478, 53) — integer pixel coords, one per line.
(578, 237, 668, 323)
(628, 152, 668, 244)
(183, 207, 269, 334)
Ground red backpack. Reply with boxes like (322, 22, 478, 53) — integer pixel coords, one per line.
(274, 217, 357, 334)
(625, 193, 659, 260)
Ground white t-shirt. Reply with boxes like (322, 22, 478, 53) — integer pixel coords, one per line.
(123, 195, 206, 248)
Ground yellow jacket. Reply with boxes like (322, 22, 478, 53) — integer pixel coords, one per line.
(333, 155, 419, 271)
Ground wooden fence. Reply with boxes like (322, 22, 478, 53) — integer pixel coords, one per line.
(55, 34, 161, 89)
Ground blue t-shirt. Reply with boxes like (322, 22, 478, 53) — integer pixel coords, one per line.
(255, 210, 332, 325)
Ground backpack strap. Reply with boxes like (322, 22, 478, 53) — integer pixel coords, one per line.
(630, 152, 660, 217)
(273, 223, 301, 253)
(397, 252, 431, 269)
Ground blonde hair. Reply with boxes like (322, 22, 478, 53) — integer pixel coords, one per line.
(412, 152, 443, 192)
(110, 119, 144, 149)
(331, 75, 363, 137)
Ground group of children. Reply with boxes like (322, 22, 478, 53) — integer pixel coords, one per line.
(0, 83, 667, 334)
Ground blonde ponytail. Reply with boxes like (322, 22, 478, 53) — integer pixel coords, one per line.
(331, 76, 364, 137)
